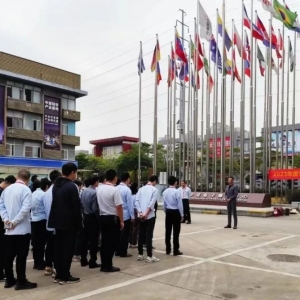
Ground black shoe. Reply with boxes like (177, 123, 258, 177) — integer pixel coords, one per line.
(186, 221, 191, 224)
(89, 263, 101, 269)
(81, 260, 88, 267)
(233, 226, 237, 230)
(37, 265, 46, 271)
(15, 280, 37, 290)
(0, 274, 6, 282)
(120, 253, 132, 258)
(100, 266, 120, 273)
(115, 252, 120, 256)
(166, 250, 171, 255)
(59, 276, 80, 285)
(33, 265, 38, 270)
(4, 278, 16, 288)
(174, 251, 183, 256)
(224, 225, 231, 228)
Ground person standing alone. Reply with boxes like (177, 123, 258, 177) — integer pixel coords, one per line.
(224, 176, 239, 230)
(178, 180, 192, 224)
(48, 163, 82, 284)
(163, 176, 184, 256)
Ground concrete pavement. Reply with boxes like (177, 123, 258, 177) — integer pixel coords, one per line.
(2, 211, 300, 299)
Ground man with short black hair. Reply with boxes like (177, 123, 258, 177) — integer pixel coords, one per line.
(0, 175, 16, 282)
(116, 172, 134, 257)
(178, 180, 192, 224)
(0, 169, 37, 290)
(80, 175, 100, 268)
(97, 169, 124, 272)
(224, 176, 239, 230)
(49, 163, 82, 284)
(135, 175, 159, 263)
(29, 175, 39, 191)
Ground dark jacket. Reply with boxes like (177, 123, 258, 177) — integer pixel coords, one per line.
(0, 187, 3, 232)
(48, 177, 82, 231)
(225, 184, 239, 202)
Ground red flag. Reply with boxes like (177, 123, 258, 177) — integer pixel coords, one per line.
(195, 34, 204, 57)
(232, 47, 241, 83)
(175, 30, 188, 64)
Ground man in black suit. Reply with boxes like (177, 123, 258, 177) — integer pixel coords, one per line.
(224, 177, 239, 230)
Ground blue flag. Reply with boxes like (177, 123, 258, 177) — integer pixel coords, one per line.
(210, 37, 222, 72)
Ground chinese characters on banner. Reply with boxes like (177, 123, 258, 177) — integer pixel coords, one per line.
(0, 86, 4, 145)
(209, 137, 230, 158)
(268, 169, 300, 180)
(44, 96, 60, 150)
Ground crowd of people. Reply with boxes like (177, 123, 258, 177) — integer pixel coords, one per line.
(0, 163, 195, 291)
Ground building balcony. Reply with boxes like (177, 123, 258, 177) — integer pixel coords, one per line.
(62, 135, 80, 146)
(42, 149, 64, 160)
(6, 127, 43, 141)
(0, 144, 5, 156)
(62, 109, 81, 122)
(7, 98, 43, 114)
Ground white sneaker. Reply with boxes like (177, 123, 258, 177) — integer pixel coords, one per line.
(146, 256, 160, 263)
(137, 255, 144, 261)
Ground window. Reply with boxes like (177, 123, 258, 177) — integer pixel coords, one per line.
(62, 123, 68, 135)
(62, 94, 76, 111)
(6, 143, 23, 157)
(7, 111, 23, 129)
(24, 145, 41, 158)
(25, 89, 32, 102)
(62, 148, 75, 160)
(7, 86, 23, 100)
(23, 113, 41, 131)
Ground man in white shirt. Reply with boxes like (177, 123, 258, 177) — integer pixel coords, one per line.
(97, 169, 124, 272)
(0, 169, 37, 290)
(135, 175, 159, 263)
(178, 180, 192, 224)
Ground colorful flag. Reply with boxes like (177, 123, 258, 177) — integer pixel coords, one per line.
(191, 39, 204, 71)
(203, 48, 214, 93)
(179, 60, 189, 82)
(150, 40, 161, 72)
(284, 1, 300, 35)
(243, 4, 264, 41)
(232, 47, 242, 83)
(217, 12, 232, 51)
(257, 15, 277, 48)
(258, 0, 280, 19)
(233, 24, 247, 60)
(257, 45, 266, 76)
(244, 31, 251, 77)
(195, 34, 204, 57)
(156, 62, 162, 85)
(137, 46, 145, 75)
(175, 29, 188, 64)
(276, 30, 283, 59)
(198, 1, 213, 41)
(210, 36, 222, 72)
(273, 0, 300, 32)
(289, 38, 295, 72)
(267, 49, 279, 74)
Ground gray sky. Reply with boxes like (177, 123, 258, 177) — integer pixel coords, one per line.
(2, 0, 300, 152)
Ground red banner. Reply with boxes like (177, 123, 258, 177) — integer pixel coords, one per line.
(209, 137, 230, 158)
(268, 169, 300, 180)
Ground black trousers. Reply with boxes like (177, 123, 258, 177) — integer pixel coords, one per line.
(138, 217, 155, 257)
(129, 211, 139, 246)
(45, 230, 55, 268)
(5, 234, 30, 283)
(227, 200, 238, 227)
(99, 215, 120, 270)
(117, 219, 131, 256)
(81, 214, 100, 264)
(182, 199, 191, 222)
(54, 229, 77, 281)
(0, 228, 5, 277)
(74, 229, 84, 256)
(165, 209, 181, 253)
(31, 220, 47, 268)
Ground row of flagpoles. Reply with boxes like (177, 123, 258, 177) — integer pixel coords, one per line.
(137, 0, 300, 192)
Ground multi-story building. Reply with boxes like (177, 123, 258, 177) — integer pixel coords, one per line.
(0, 52, 87, 177)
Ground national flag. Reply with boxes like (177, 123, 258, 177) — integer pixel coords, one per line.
(273, 0, 300, 32)
(197, 1, 213, 41)
(191, 70, 195, 89)
(257, 45, 266, 76)
(258, 0, 281, 19)
(284, 1, 300, 35)
(233, 24, 247, 60)
(244, 31, 251, 77)
(267, 49, 279, 74)
(232, 47, 242, 83)
(276, 30, 283, 59)
(156, 62, 162, 85)
(196, 72, 200, 89)
(137, 46, 145, 76)
(195, 34, 204, 57)
(289, 38, 295, 72)
(191, 39, 204, 71)
(150, 40, 161, 72)
(175, 29, 188, 64)
(179, 60, 189, 82)
(203, 48, 214, 93)
(210, 36, 222, 72)
(171, 46, 176, 80)
(257, 15, 277, 48)
(243, 4, 264, 41)
(217, 12, 232, 51)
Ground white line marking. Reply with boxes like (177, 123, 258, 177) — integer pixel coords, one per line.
(211, 260, 300, 278)
(62, 235, 295, 300)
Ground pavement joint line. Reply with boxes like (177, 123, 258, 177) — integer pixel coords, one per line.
(61, 235, 295, 300)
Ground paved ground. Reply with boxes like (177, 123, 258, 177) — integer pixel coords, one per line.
(2, 212, 300, 300)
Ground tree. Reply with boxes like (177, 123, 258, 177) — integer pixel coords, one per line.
(75, 153, 90, 169)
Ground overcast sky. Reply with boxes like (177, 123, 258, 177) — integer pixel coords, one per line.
(1, 0, 300, 152)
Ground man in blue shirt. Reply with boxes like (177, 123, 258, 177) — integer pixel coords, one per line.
(31, 178, 51, 271)
(224, 176, 239, 230)
(0, 169, 37, 290)
(163, 176, 184, 256)
(116, 172, 134, 258)
(0, 175, 16, 282)
(135, 175, 159, 263)
(80, 175, 101, 268)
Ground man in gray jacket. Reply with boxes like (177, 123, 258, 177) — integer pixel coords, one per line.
(224, 177, 239, 230)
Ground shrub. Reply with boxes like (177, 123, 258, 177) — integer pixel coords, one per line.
(286, 189, 300, 204)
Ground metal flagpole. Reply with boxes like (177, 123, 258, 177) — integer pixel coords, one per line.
(201, 56, 204, 192)
(263, 46, 268, 192)
(285, 36, 290, 170)
(292, 32, 297, 188)
(172, 33, 177, 176)
(187, 36, 192, 184)
(249, 0, 254, 192)
(240, 1, 245, 192)
(167, 55, 170, 178)
(153, 34, 159, 175)
(169, 45, 173, 175)
(229, 20, 235, 177)
(138, 41, 143, 187)
(220, 0, 226, 192)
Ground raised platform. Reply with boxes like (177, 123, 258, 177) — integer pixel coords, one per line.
(158, 203, 274, 218)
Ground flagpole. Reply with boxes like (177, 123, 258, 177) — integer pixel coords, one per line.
(172, 34, 177, 176)
(153, 34, 158, 175)
(292, 31, 297, 188)
(138, 41, 143, 187)
(167, 55, 170, 178)
(201, 54, 204, 192)
(169, 45, 174, 175)
(263, 45, 268, 193)
(187, 36, 192, 184)
(214, 8, 220, 192)
(285, 36, 290, 171)
(229, 20, 235, 177)
(240, 1, 245, 192)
